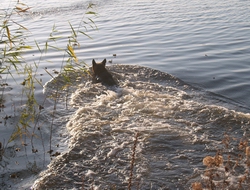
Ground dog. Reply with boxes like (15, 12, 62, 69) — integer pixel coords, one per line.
(92, 59, 117, 86)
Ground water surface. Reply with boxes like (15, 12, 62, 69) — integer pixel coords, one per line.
(0, 0, 250, 189)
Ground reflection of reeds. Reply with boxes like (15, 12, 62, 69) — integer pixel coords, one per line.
(192, 135, 250, 190)
(128, 132, 139, 190)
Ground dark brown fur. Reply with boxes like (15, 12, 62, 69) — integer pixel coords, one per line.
(92, 59, 117, 86)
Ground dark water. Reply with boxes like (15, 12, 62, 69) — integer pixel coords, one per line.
(0, 0, 250, 189)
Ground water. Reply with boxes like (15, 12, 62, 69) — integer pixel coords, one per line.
(34, 65, 250, 189)
(0, 0, 250, 189)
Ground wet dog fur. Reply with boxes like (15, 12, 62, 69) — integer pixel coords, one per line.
(92, 59, 117, 86)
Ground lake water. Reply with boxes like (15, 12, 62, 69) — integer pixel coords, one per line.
(0, 0, 250, 189)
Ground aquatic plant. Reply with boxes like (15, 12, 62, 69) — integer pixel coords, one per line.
(0, 1, 97, 187)
(191, 134, 250, 190)
(128, 132, 140, 190)
(0, 2, 31, 73)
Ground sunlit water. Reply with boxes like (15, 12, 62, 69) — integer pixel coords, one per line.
(0, 0, 250, 189)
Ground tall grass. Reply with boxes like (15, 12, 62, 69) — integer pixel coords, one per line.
(0, 0, 97, 166)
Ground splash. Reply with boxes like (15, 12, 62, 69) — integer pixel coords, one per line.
(34, 65, 250, 189)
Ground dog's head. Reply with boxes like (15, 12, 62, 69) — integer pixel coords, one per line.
(92, 59, 107, 75)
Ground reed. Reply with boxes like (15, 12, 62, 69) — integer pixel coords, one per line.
(192, 134, 250, 190)
(0, 0, 97, 176)
(128, 132, 139, 190)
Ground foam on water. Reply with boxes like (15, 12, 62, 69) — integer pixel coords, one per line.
(33, 65, 250, 189)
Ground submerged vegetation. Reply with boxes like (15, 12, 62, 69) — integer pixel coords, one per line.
(0, 1, 249, 190)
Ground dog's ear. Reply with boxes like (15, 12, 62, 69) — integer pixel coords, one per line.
(101, 59, 106, 66)
(92, 59, 97, 67)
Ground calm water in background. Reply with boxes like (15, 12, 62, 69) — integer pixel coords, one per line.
(89, 0, 250, 109)
(4, 0, 249, 108)
(0, 0, 250, 189)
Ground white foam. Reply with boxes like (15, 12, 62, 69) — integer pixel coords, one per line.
(34, 65, 250, 189)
